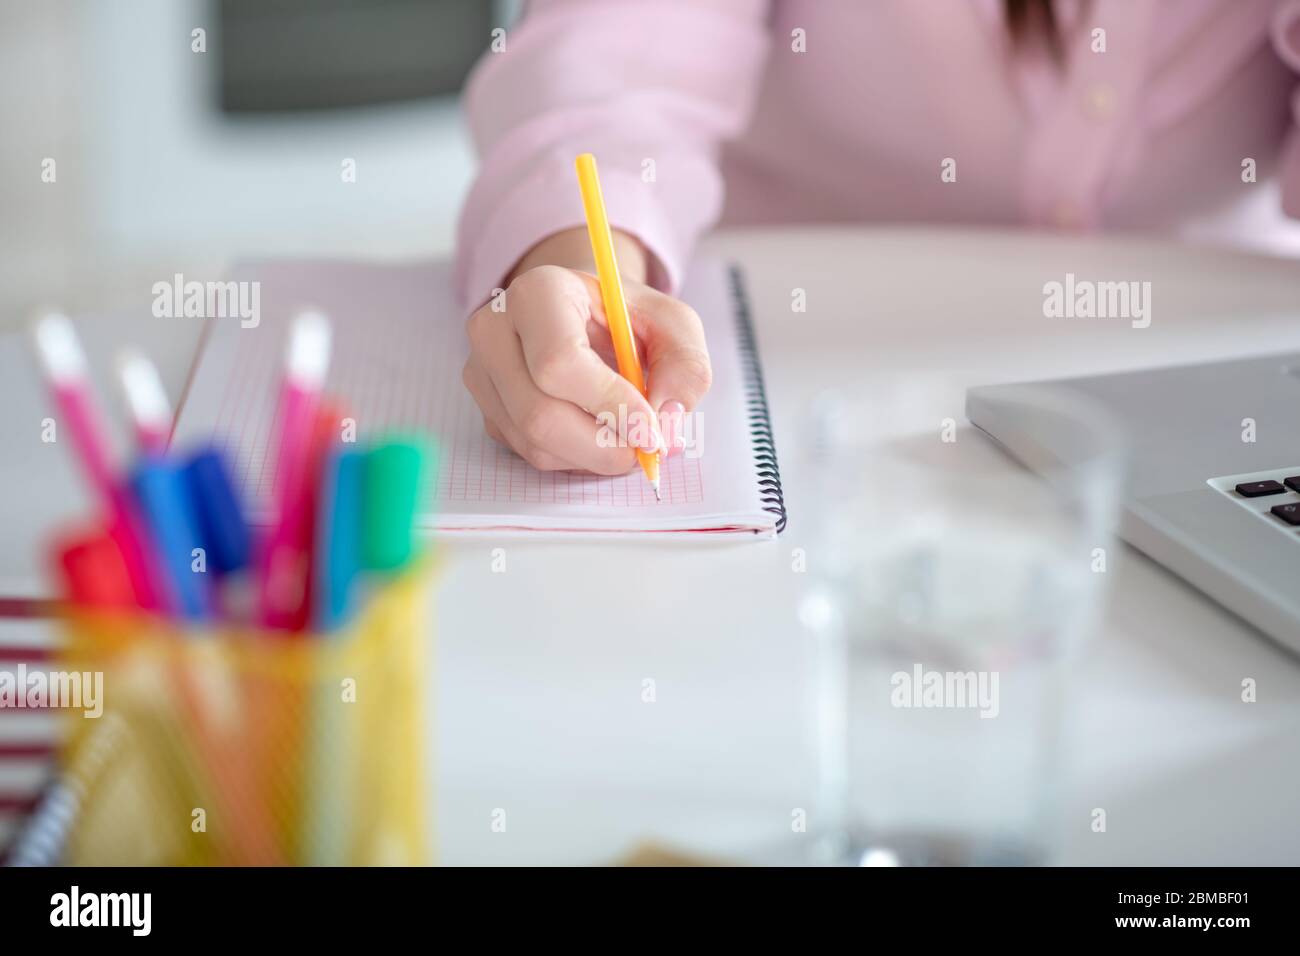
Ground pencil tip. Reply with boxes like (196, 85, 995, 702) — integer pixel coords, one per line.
(651, 479, 661, 501)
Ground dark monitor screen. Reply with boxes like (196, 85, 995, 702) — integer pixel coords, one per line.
(218, 0, 493, 112)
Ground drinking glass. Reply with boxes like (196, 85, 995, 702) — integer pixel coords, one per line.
(801, 381, 1126, 866)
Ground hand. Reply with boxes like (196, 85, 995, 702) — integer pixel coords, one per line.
(463, 257, 712, 475)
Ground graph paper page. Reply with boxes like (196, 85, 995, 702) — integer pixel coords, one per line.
(173, 259, 773, 534)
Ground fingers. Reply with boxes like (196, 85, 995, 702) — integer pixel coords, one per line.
(466, 302, 637, 476)
(509, 268, 662, 454)
(462, 358, 574, 472)
(569, 271, 710, 451)
(612, 283, 711, 458)
(462, 264, 709, 475)
(584, 276, 711, 417)
(631, 290, 713, 415)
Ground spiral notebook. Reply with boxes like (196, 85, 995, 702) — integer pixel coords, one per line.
(173, 258, 786, 536)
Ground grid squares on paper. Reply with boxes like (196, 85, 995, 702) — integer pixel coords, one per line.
(207, 306, 705, 509)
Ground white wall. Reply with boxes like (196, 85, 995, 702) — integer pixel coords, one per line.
(2, 0, 483, 327)
(0, 0, 84, 324)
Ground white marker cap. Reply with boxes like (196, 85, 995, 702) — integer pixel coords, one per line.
(32, 311, 88, 384)
(286, 310, 332, 387)
(116, 348, 172, 430)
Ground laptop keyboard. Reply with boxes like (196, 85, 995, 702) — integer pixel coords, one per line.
(1270, 502, 1300, 525)
(1234, 479, 1286, 497)
(1208, 468, 1300, 535)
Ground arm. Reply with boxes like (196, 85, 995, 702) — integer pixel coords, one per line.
(508, 226, 649, 286)
(454, 0, 771, 306)
(455, 1, 770, 474)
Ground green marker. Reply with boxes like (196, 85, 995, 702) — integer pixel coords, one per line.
(361, 438, 433, 571)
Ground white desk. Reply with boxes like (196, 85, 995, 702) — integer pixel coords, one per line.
(3, 226, 1300, 864)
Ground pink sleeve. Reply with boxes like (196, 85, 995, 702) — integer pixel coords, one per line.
(453, 0, 771, 310)
(1273, 0, 1300, 219)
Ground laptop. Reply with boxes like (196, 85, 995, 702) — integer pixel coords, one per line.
(967, 352, 1300, 652)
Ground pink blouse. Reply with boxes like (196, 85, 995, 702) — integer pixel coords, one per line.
(454, 0, 1300, 307)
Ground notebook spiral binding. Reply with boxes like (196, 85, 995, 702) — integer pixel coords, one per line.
(728, 264, 788, 533)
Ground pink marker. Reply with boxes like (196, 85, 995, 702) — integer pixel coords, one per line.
(32, 313, 162, 611)
(257, 310, 331, 631)
(115, 348, 173, 455)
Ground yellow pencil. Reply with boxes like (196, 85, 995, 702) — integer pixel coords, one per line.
(574, 152, 661, 499)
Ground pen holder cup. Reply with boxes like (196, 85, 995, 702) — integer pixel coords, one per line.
(53, 563, 434, 866)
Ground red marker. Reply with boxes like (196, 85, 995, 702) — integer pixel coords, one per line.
(51, 526, 137, 611)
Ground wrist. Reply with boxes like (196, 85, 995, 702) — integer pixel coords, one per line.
(508, 227, 648, 285)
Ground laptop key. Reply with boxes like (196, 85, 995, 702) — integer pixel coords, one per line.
(1285, 476, 1300, 494)
(1236, 480, 1285, 497)
(1272, 503, 1300, 525)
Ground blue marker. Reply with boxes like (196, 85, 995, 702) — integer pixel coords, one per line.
(184, 447, 252, 575)
(307, 446, 365, 862)
(130, 457, 210, 620)
(314, 446, 366, 631)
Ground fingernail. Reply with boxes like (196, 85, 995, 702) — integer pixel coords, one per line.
(634, 417, 665, 455)
(659, 400, 686, 458)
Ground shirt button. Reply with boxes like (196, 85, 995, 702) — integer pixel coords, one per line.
(1084, 82, 1117, 120)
